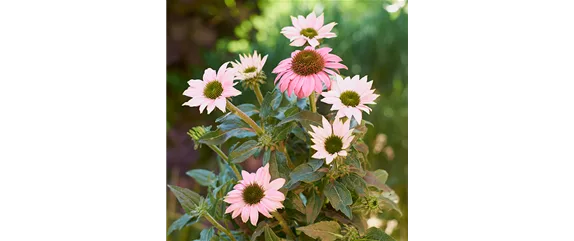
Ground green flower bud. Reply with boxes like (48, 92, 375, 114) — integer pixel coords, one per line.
(187, 126, 212, 150)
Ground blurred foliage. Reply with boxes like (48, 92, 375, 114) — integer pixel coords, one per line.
(167, 0, 407, 240)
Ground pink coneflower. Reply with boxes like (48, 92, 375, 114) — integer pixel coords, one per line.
(309, 117, 355, 165)
(182, 62, 241, 114)
(281, 12, 337, 48)
(321, 75, 379, 124)
(272, 46, 347, 98)
(224, 164, 286, 226)
(231, 50, 268, 88)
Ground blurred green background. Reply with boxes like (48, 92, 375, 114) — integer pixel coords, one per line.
(167, 0, 407, 240)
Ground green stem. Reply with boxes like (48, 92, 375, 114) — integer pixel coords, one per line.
(253, 85, 264, 105)
(207, 144, 242, 180)
(204, 212, 237, 241)
(309, 92, 317, 113)
(272, 211, 296, 240)
(226, 100, 265, 136)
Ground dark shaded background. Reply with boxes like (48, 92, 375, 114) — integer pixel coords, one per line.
(167, 0, 407, 240)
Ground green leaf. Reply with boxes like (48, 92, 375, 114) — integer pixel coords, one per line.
(229, 140, 261, 163)
(262, 148, 272, 165)
(305, 190, 324, 224)
(199, 128, 256, 145)
(197, 227, 215, 241)
(364, 227, 396, 241)
(292, 126, 308, 141)
(364, 170, 388, 189)
(167, 214, 192, 235)
(167, 185, 202, 214)
(285, 192, 306, 213)
(186, 169, 217, 187)
(324, 181, 353, 219)
(260, 89, 283, 118)
(272, 122, 295, 141)
(296, 221, 342, 241)
(341, 173, 368, 196)
(269, 151, 290, 180)
(250, 223, 267, 241)
(289, 159, 325, 183)
(217, 104, 258, 122)
(264, 225, 281, 241)
(344, 154, 365, 176)
(277, 110, 323, 131)
(378, 195, 403, 216)
(274, 105, 300, 120)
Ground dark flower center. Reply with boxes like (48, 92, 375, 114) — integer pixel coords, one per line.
(300, 28, 318, 38)
(243, 66, 257, 73)
(324, 135, 343, 154)
(340, 91, 361, 107)
(291, 50, 325, 76)
(203, 81, 224, 99)
(242, 184, 265, 205)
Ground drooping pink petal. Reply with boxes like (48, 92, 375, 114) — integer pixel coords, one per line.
(319, 22, 337, 34)
(241, 206, 250, 223)
(214, 97, 226, 113)
(308, 38, 320, 47)
(290, 38, 307, 46)
(267, 178, 285, 190)
(257, 203, 272, 218)
(250, 206, 259, 226)
(325, 62, 348, 70)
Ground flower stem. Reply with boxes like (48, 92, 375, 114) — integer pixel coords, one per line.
(309, 92, 317, 113)
(207, 144, 242, 180)
(272, 211, 296, 240)
(204, 212, 238, 241)
(253, 85, 264, 105)
(226, 100, 265, 136)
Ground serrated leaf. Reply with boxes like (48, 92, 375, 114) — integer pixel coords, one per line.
(296, 221, 342, 241)
(186, 169, 217, 187)
(378, 195, 403, 216)
(229, 140, 261, 163)
(305, 190, 324, 224)
(197, 227, 215, 241)
(217, 104, 258, 123)
(324, 181, 353, 219)
(167, 214, 193, 235)
(285, 192, 305, 213)
(344, 154, 365, 176)
(263, 148, 272, 165)
(289, 159, 325, 183)
(291, 126, 307, 141)
(364, 227, 396, 241)
(272, 122, 295, 141)
(199, 128, 256, 145)
(260, 89, 283, 118)
(269, 151, 290, 180)
(341, 173, 368, 196)
(167, 185, 202, 214)
(364, 170, 388, 190)
(264, 226, 281, 241)
(277, 110, 323, 131)
(250, 223, 267, 241)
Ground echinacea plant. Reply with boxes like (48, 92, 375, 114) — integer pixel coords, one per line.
(169, 11, 401, 241)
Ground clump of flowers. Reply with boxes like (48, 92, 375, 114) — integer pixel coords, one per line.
(169, 11, 401, 241)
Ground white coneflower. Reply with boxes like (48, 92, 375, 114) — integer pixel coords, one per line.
(321, 75, 379, 124)
(309, 117, 355, 165)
